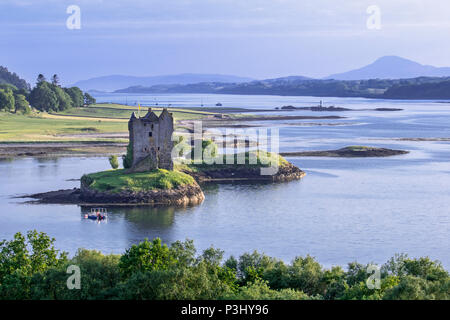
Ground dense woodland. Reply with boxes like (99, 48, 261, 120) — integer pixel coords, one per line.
(0, 231, 448, 300)
(0, 66, 96, 113)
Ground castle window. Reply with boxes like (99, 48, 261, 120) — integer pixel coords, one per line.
(158, 147, 160, 151)
(151, 124, 154, 130)
(149, 132, 152, 137)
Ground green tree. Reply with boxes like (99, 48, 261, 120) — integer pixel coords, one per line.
(223, 279, 310, 300)
(169, 239, 196, 268)
(0, 83, 18, 92)
(31, 249, 121, 300)
(0, 66, 30, 90)
(262, 260, 290, 290)
(28, 82, 59, 112)
(0, 88, 15, 111)
(0, 231, 68, 299)
(14, 94, 31, 114)
(51, 74, 60, 86)
(383, 275, 449, 300)
(64, 87, 84, 107)
(51, 84, 72, 111)
(109, 155, 119, 169)
(122, 143, 133, 169)
(36, 74, 46, 85)
(117, 263, 232, 300)
(287, 255, 324, 295)
(118, 238, 176, 277)
(236, 251, 277, 285)
(84, 92, 96, 105)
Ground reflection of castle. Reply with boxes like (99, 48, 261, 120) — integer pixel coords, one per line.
(128, 108, 174, 172)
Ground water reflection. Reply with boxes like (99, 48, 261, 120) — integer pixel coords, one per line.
(0, 158, 14, 164)
(122, 206, 176, 229)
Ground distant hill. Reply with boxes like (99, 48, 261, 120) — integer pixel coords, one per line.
(326, 56, 450, 80)
(72, 73, 255, 92)
(0, 66, 30, 90)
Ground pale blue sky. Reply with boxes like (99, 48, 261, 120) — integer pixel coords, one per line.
(1, 0, 450, 85)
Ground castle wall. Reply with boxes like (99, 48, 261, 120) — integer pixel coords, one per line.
(158, 111, 174, 170)
(128, 109, 174, 172)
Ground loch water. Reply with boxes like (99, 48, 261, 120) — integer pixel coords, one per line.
(1, 94, 449, 268)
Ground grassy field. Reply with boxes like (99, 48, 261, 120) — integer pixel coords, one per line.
(0, 112, 128, 142)
(81, 169, 195, 192)
(0, 104, 214, 143)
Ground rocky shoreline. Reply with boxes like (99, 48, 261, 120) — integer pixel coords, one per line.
(22, 182, 205, 207)
(186, 162, 305, 183)
(80, 181, 205, 206)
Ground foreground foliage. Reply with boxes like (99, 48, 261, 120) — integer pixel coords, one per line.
(0, 232, 448, 300)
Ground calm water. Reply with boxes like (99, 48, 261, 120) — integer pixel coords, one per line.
(1, 94, 449, 268)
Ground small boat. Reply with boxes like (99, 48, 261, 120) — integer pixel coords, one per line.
(84, 208, 108, 221)
(216, 102, 222, 106)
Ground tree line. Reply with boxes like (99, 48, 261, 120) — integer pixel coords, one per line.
(0, 72, 96, 114)
(0, 231, 448, 300)
(117, 76, 450, 100)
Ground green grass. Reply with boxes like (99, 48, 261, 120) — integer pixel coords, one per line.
(0, 111, 128, 142)
(0, 104, 214, 142)
(176, 151, 288, 172)
(81, 169, 195, 193)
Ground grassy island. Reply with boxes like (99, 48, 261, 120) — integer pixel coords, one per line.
(81, 169, 195, 193)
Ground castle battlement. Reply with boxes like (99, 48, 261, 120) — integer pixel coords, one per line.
(128, 108, 174, 172)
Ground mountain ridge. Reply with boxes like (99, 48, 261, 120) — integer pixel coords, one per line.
(326, 56, 450, 80)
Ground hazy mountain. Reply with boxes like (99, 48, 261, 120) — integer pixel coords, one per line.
(326, 56, 450, 80)
(72, 73, 255, 91)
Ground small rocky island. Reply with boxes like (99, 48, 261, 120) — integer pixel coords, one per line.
(280, 103, 402, 112)
(25, 108, 305, 206)
(280, 146, 409, 158)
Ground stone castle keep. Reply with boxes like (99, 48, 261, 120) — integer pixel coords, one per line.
(128, 108, 174, 172)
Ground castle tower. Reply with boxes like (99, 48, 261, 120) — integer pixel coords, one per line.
(128, 108, 174, 172)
